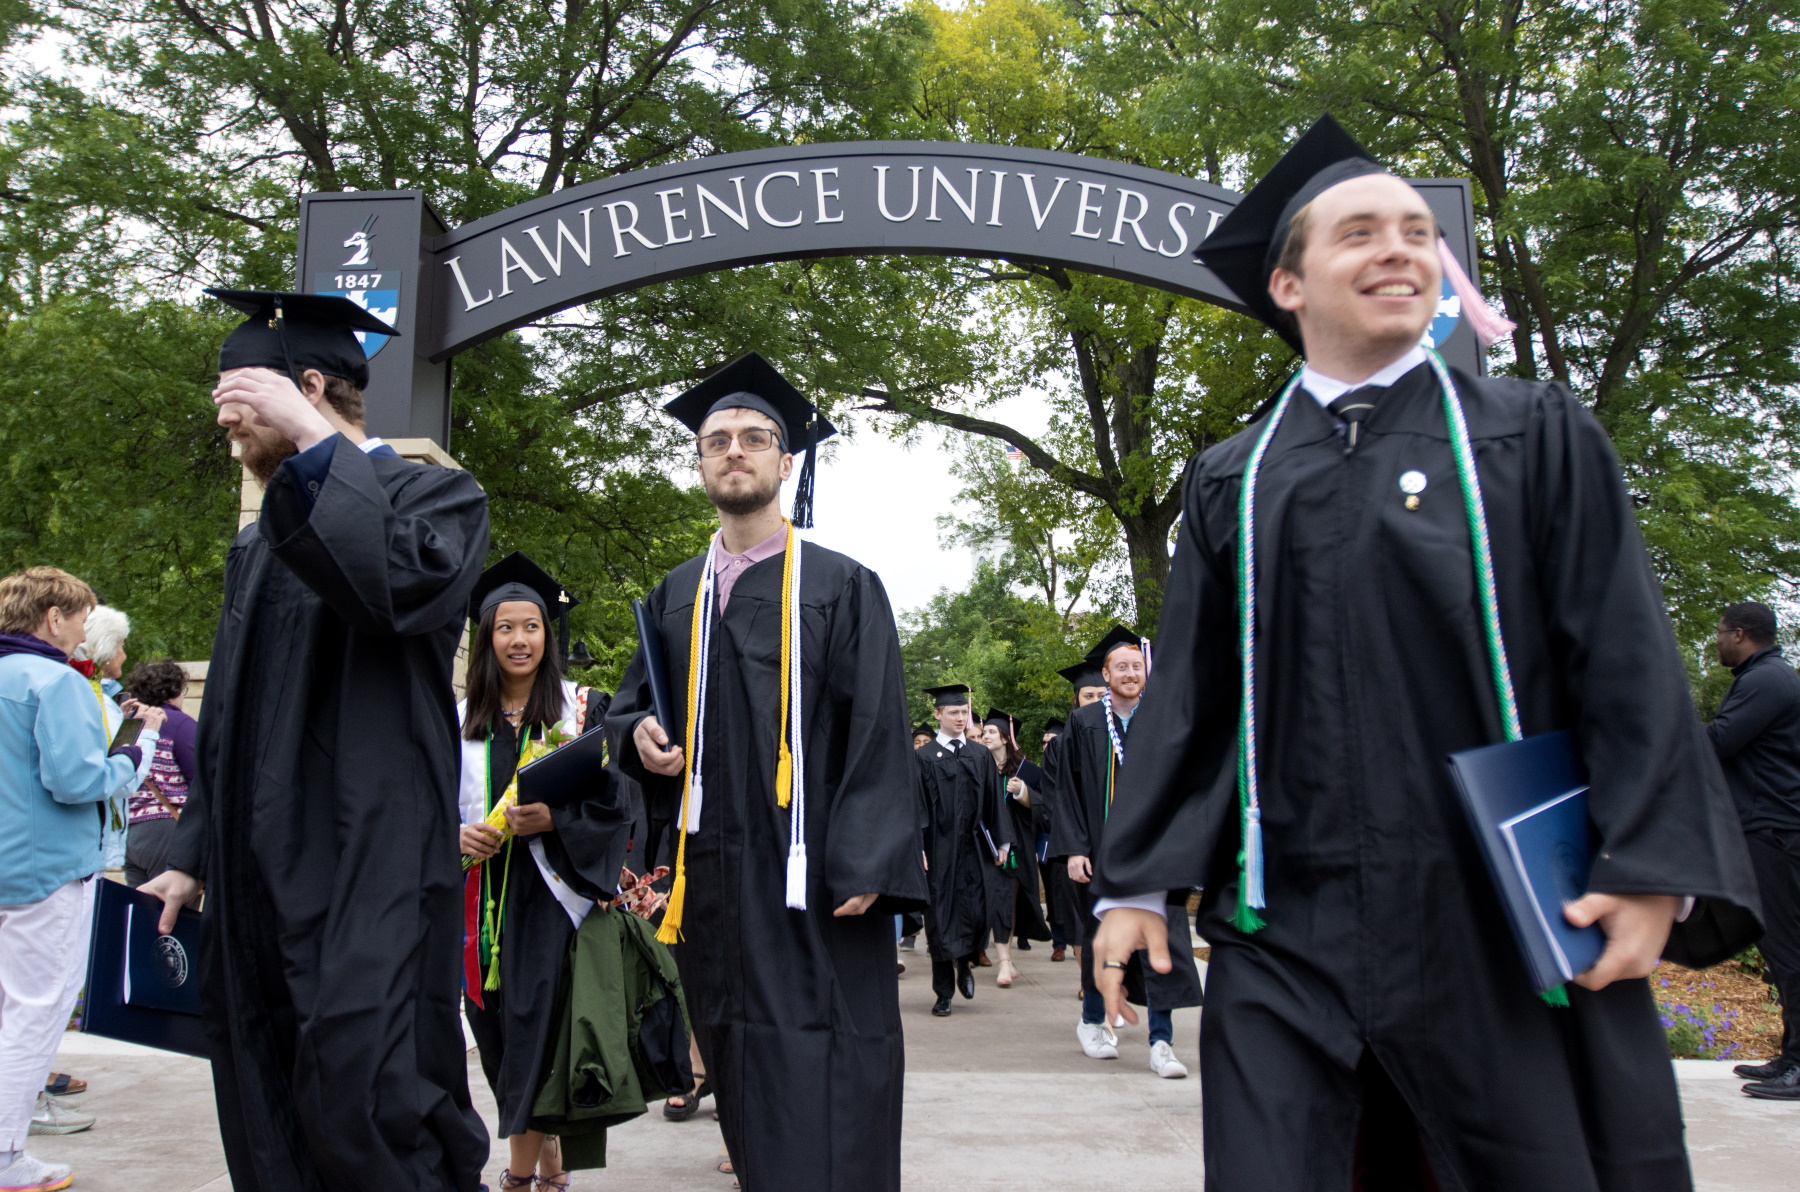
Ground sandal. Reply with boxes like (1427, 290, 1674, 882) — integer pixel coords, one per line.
(664, 1090, 699, 1121)
(499, 1171, 533, 1191)
(534, 1175, 571, 1191)
(43, 1073, 86, 1097)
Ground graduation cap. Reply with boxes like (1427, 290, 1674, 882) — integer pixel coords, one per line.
(1044, 716, 1066, 734)
(469, 552, 581, 661)
(662, 351, 839, 529)
(912, 722, 937, 738)
(1086, 624, 1148, 666)
(923, 683, 972, 707)
(1196, 114, 1513, 352)
(1056, 660, 1105, 692)
(207, 289, 398, 392)
(984, 708, 1020, 731)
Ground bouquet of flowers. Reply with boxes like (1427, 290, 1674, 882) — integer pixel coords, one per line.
(463, 719, 580, 871)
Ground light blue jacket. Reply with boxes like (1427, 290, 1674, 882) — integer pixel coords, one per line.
(0, 652, 143, 904)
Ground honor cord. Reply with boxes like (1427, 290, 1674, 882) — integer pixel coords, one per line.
(1235, 349, 1520, 935)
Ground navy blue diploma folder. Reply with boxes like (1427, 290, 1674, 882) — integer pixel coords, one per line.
(631, 598, 676, 746)
(1446, 731, 1605, 992)
(82, 878, 210, 1057)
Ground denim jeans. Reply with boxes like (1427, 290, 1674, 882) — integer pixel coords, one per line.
(1082, 988, 1173, 1046)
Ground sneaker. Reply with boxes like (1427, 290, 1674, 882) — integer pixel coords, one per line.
(28, 1093, 93, 1136)
(1077, 1020, 1119, 1060)
(1149, 1040, 1189, 1079)
(0, 1150, 74, 1190)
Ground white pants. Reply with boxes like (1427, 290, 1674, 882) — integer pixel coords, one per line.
(0, 878, 95, 1151)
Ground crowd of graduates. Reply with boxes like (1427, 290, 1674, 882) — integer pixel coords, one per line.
(5, 110, 1799, 1192)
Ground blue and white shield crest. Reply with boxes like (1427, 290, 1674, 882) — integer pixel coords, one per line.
(319, 288, 399, 361)
(1420, 275, 1461, 350)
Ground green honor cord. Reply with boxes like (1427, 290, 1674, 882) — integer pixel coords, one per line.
(1235, 348, 1523, 934)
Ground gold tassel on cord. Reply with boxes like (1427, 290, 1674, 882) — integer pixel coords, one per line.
(657, 554, 711, 946)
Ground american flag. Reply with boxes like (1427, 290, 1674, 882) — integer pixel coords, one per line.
(1004, 443, 1024, 466)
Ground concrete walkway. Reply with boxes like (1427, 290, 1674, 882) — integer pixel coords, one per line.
(32, 938, 1800, 1190)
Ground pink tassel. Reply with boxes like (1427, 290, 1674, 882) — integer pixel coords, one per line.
(1437, 239, 1516, 349)
(1140, 637, 1153, 676)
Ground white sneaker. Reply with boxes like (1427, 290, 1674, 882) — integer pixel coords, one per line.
(28, 1093, 93, 1135)
(0, 1150, 74, 1190)
(1149, 1040, 1189, 1079)
(1077, 1020, 1119, 1060)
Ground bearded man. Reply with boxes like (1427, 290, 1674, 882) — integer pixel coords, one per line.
(606, 352, 926, 1192)
(142, 290, 490, 1192)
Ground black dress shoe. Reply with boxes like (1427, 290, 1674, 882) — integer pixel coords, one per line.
(932, 997, 952, 1016)
(957, 962, 976, 1000)
(1017, 939, 1032, 951)
(1744, 1063, 1800, 1100)
(1734, 1057, 1796, 1081)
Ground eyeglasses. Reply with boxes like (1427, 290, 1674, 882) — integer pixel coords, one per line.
(696, 429, 782, 457)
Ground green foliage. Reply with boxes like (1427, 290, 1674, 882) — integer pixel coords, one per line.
(0, 297, 236, 660)
(899, 558, 1118, 754)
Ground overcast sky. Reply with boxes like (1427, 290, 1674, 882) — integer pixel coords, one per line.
(784, 391, 1049, 618)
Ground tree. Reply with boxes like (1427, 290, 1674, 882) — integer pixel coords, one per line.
(899, 557, 1101, 755)
(1102, 0, 1800, 650)
(858, 0, 1293, 628)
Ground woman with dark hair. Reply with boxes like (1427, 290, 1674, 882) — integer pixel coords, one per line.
(978, 709, 1052, 987)
(457, 553, 630, 1192)
(121, 660, 198, 887)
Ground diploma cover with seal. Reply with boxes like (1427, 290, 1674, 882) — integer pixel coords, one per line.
(1446, 730, 1605, 992)
(83, 877, 210, 1057)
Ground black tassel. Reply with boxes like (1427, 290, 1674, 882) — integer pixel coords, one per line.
(791, 443, 817, 528)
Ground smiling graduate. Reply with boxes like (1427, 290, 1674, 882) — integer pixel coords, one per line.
(1090, 116, 1761, 1191)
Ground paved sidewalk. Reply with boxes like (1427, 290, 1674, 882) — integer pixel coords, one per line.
(31, 938, 1800, 1190)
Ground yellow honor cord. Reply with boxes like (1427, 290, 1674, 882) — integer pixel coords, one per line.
(657, 522, 801, 943)
(775, 521, 795, 809)
(656, 550, 712, 945)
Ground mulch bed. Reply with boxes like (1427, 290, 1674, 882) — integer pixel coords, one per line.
(1652, 957, 1783, 1060)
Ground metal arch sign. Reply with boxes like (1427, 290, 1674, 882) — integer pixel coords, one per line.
(295, 141, 1485, 444)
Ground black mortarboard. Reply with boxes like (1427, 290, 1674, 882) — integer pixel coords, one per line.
(469, 552, 579, 657)
(1195, 115, 1388, 351)
(1086, 624, 1147, 665)
(1044, 717, 1066, 734)
(984, 708, 1020, 735)
(1057, 661, 1105, 691)
(912, 722, 937, 738)
(207, 289, 399, 392)
(923, 683, 972, 707)
(662, 351, 839, 529)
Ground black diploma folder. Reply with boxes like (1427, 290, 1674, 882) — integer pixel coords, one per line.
(1015, 759, 1044, 792)
(82, 878, 209, 1057)
(631, 598, 677, 743)
(1446, 730, 1605, 992)
(515, 726, 610, 809)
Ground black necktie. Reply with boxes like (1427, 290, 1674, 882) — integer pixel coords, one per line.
(1327, 388, 1379, 455)
(947, 739, 960, 753)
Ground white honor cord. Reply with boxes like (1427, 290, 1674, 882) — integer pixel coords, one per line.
(684, 541, 717, 834)
(784, 537, 808, 909)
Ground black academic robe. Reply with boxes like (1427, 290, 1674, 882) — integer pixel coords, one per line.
(1047, 699, 1202, 1009)
(988, 758, 1051, 942)
(607, 539, 927, 1192)
(1096, 363, 1763, 1192)
(916, 738, 1013, 960)
(166, 437, 490, 1192)
(460, 687, 631, 1139)
(1037, 734, 1082, 945)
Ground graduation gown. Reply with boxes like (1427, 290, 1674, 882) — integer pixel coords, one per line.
(458, 683, 631, 1138)
(916, 738, 1013, 960)
(1096, 363, 1763, 1192)
(1037, 735, 1083, 944)
(607, 539, 927, 1192)
(988, 759, 1051, 942)
(1047, 699, 1202, 1009)
(166, 436, 490, 1192)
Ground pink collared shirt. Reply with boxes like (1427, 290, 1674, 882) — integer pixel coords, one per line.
(712, 525, 789, 612)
